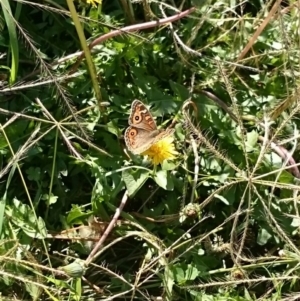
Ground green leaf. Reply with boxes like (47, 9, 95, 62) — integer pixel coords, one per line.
(48, 194, 58, 205)
(25, 282, 42, 301)
(164, 266, 175, 298)
(0, 197, 5, 238)
(245, 130, 258, 152)
(162, 160, 176, 171)
(106, 120, 120, 136)
(123, 169, 150, 197)
(73, 277, 82, 301)
(42, 193, 58, 206)
(0, 163, 16, 236)
(67, 205, 92, 224)
(257, 227, 272, 245)
(214, 194, 229, 205)
(263, 152, 282, 166)
(169, 81, 190, 100)
(173, 266, 185, 285)
(291, 217, 300, 227)
(191, 0, 209, 8)
(153, 170, 174, 190)
(278, 170, 295, 184)
(26, 167, 41, 182)
(244, 288, 253, 301)
(6, 198, 47, 239)
(1, 0, 19, 83)
(185, 264, 199, 281)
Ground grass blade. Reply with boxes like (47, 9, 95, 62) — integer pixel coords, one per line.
(1, 0, 19, 84)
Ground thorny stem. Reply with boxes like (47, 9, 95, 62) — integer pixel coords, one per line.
(190, 136, 199, 204)
(70, 7, 196, 74)
(237, 0, 283, 62)
(251, 113, 271, 177)
(186, 74, 199, 205)
(35, 98, 83, 159)
(199, 90, 300, 178)
(85, 190, 129, 266)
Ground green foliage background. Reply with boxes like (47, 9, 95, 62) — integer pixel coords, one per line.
(1, 0, 300, 300)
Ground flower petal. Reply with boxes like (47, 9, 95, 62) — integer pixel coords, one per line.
(142, 136, 178, 166)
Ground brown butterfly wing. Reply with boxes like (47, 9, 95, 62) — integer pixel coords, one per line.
(128, 100, 157, 131)
(125, 126, 174, 154)
(124, 126, 160, 154)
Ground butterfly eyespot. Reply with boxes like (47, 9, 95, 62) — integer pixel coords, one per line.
(135, 116, 140, 121)
(129, 129, 137, 136)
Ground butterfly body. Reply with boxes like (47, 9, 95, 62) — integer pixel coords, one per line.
(124, 100, 173, 154)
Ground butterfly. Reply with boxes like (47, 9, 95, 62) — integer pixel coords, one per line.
(124, 100, 174, 154)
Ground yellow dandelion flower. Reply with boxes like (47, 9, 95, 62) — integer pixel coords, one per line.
(142, 136, 178, 166)
(86, 0, 101, 6)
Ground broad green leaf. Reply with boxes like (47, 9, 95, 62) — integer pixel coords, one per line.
(162, 160, 176, 171)
(172, 266, 185, 285)
(152, 98, 177, 115)
(123, 169, 149, 197)
(153, 170, 174, 190)
(106, 120, 120, 136)
(92, 172, 112, 204)
(278, 170, 295, 184)
(67, 205, 92, 224)
(169, 81, 190, 100)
